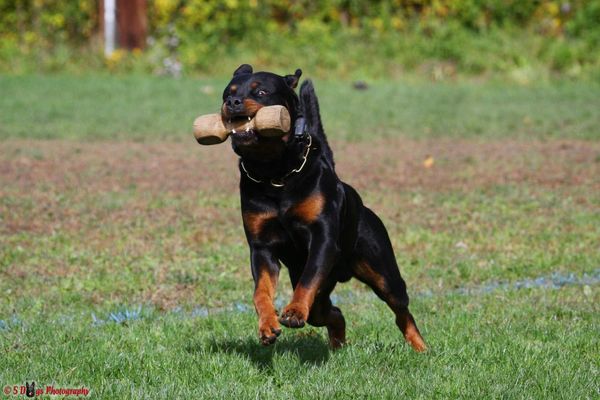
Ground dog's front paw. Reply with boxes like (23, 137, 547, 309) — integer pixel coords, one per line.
(279, 303, 308, 328)
(258, 314, 282, 346)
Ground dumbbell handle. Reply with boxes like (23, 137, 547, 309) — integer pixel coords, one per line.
(193, 105, 291, 145)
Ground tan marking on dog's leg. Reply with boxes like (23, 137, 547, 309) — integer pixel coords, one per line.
(353, 260, 426, 352)
(354, 260, 388, 293)
(396, 309, 427, 352)
(242, 211, 277, 238)
(254, 267, 280, 345)
(280, 284, 318, 328)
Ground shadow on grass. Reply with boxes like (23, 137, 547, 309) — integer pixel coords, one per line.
(189, 333, 330, 371)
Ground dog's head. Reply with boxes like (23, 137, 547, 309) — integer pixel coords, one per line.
(26, 382, 35, 398)
(222, 64, 302, 157)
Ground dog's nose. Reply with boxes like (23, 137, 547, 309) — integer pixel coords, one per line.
(225, 95, 244, 114)
(225, 96, 242, 107)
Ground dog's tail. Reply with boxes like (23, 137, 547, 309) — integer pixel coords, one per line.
(300, 80, 335, 168)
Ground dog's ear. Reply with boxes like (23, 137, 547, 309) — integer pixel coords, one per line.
(284, 69, 302, 89)
(233, 64, 253, 76)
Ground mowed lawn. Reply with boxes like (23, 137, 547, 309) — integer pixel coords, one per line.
(0, 74, 599, 398)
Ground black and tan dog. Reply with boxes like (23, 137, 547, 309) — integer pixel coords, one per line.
(222, 64, 426, 351)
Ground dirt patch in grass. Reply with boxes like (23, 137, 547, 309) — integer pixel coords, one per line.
(2, 137, 597, 237)
(1, 138, 598, 310)
(0, 140, 238, 194)
(335, 138, 600, 192)
(1, 138, 598, 195)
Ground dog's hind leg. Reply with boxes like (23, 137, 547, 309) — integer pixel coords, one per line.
(352, 209, 427, 352)
(306, 280, 346, 349)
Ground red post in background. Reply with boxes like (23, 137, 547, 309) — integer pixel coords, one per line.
(117, 0, 147, 50)
(99, 0, 147, 52)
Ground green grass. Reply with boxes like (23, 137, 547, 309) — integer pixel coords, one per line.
(0, 74, 599, 398)
(1, 187, 598, 314)
(1, 74, 599, 140)
(0, 287, 597, 398)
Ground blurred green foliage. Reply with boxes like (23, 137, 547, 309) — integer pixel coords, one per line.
(0, 0, 599, 79)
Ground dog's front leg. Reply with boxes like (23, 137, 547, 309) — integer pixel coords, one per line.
(279, 223, 339, 328)
(250, 247, 281, 345)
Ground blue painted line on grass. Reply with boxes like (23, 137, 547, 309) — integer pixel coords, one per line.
(422, 268, 600, 298)
(0, 315, 22, 332)
(92, 268, 599, 326)
(92, 305, 143, 326)
(0, 269, 597, 331)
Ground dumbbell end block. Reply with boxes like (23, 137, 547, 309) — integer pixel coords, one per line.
(193, 114, 229, 145)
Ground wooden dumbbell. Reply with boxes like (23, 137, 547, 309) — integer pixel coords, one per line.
(193, 105, 291, 145)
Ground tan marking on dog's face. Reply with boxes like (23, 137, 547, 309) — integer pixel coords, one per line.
(250, 81, 259, 90)
(290, 193, 325, 223)
(243, 98, 264, 116)
(243, 211, 277, 237)
(229, 85, 238, 94)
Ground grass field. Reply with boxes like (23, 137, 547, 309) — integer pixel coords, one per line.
(1, 74, 600, 141)
(0, 74, 599, 398)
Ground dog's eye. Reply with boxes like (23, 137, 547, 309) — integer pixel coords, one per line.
(257, 90, 268, 97)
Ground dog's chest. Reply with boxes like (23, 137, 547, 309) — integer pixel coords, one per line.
(242, 192, 326, 245)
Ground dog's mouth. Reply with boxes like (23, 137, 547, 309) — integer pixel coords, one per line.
(225, 114, 257, 144)
(226, 113, 251, 121)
